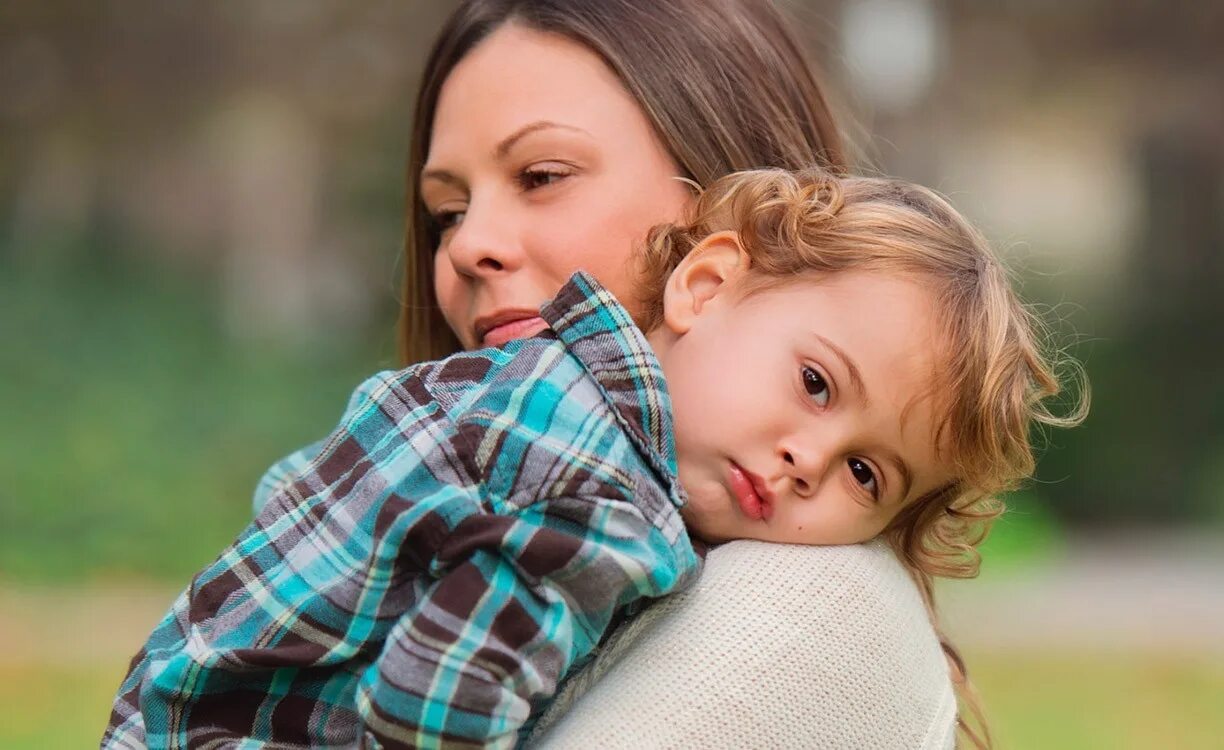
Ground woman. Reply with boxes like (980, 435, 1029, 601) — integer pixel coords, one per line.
(259, 1, 966, 746)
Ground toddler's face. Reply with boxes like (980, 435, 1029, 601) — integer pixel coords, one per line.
(651, 251, 954, 546)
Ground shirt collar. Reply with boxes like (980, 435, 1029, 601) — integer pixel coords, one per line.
(539, 272, 680, 496)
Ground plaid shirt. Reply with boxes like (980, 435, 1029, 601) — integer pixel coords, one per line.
(103, 273, 700, 749)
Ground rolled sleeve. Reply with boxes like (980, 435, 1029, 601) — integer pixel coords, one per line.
(355, 496, 695, 749)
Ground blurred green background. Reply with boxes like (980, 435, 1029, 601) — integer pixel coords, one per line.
(2, 1, 1222, 747)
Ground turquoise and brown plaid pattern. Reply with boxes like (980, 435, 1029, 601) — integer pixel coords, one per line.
(102, 273, 700, 749)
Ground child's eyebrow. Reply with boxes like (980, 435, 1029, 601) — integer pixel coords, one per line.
(811, 333, 869, 409)
(878, 447, 914, 504)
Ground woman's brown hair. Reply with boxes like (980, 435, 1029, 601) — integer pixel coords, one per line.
(399, 0, 847, 365)
(637, 168, 1091, 750)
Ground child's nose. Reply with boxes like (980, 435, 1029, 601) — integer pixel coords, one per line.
(780, 445, 827, 498)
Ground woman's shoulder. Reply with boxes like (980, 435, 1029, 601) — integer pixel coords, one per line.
(530, 540, 957, 750)
(652, 540, 941, 666)
(710, 539, 927, 617)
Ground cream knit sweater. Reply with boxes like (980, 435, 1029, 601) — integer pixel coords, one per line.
(529, 540, 957, 749)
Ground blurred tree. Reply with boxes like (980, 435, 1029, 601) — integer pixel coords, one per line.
(1035, 110, 1224, 525)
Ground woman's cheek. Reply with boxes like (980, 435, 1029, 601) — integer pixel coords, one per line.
(530, 203, 619, 282)
(431, 260, 470, 344)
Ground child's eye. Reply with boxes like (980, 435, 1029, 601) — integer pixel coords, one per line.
(800, 365, 830, 406)
(516, 166, 571, 191)
(848, 458, 879, 499)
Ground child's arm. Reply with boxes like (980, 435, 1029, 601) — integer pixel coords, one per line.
(250, 375, 388, 516)
(250, 438, 324, 515)
(104, 363, 696, 749)
(354, 493, 696, 748)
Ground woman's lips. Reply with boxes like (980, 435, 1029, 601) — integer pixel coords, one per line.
(728, 462, 773, 521)
(480, 316, 548, 347)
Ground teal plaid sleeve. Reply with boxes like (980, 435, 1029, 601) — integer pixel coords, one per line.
(103, 276, 699, 750)
(355, 493, 690, 748)
(250, 439, 322, 515)
(251, 374, 391, 516)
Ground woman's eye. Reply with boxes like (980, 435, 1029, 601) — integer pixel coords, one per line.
(517, 167, 569, 191)
(848, 458, 879, 499)
(800, 366, 830, 406)
(431, 209, 465, 232)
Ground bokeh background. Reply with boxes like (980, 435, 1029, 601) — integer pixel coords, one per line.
(2, 1, 1222, 747)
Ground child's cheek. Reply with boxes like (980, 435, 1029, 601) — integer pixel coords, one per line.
(678, 475, 734, 541)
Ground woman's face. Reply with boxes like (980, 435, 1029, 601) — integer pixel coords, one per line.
(422, 25, 694, 349)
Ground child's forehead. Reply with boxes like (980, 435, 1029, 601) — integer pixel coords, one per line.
(752, 273, 945, 344)
(739, 267, 938, 308)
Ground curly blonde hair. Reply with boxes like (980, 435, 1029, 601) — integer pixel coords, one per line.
(635, 168, 1089, 749)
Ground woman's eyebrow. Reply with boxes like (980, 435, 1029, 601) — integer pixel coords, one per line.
(420, 121, 592, 189)
(419, 168, 464, 189)
(494, 120, 592, 159)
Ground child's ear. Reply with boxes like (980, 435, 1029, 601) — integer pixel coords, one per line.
(660, 231, 751, 335)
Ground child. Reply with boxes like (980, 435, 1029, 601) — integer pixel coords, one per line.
(103, 168, 1081, 749)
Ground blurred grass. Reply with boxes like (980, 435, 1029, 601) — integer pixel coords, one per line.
(0, 663, 124, 749)
(2, 652, 1220, 749)
(970, 651, 1224, 749)
(0, 252, 388, 585)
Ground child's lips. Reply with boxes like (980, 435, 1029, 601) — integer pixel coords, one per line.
(728, 462, 773, 521)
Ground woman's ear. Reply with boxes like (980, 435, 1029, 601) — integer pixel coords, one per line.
(660, 231, 751, 335)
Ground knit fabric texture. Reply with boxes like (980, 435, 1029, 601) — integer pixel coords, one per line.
(528, 539, 957, 749)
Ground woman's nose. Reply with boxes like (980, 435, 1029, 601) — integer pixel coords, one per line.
(442, 200, 524, 278)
